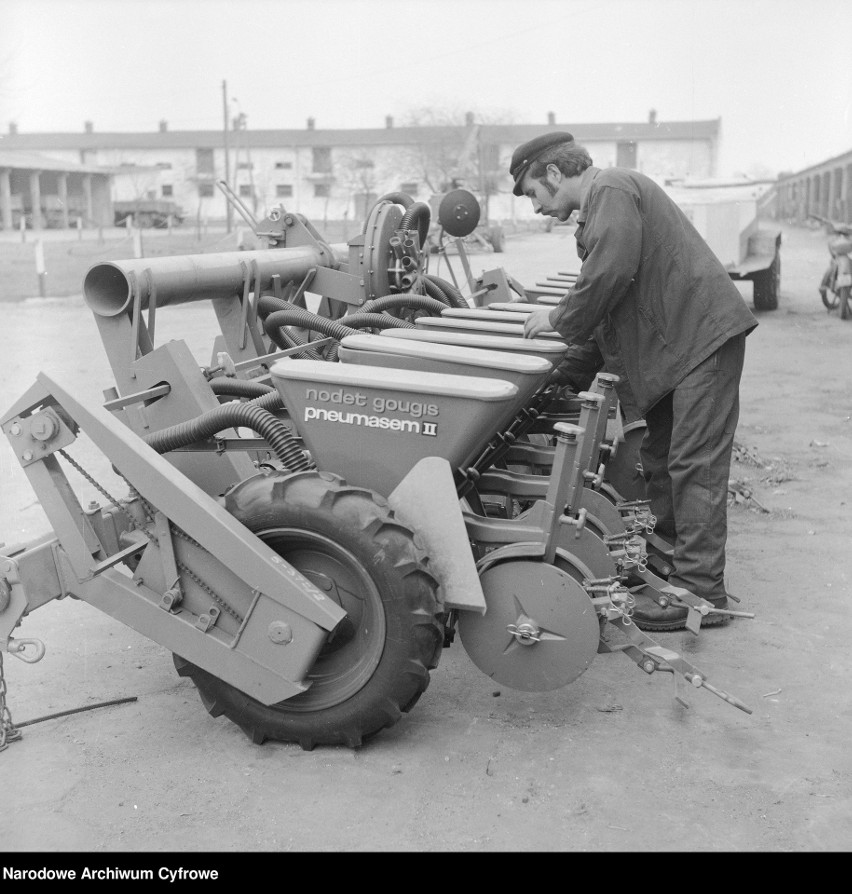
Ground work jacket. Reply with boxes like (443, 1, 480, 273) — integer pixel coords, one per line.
(549, 167, 758, 415)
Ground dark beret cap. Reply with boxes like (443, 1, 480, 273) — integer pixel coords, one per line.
(510, 132, 575, 196)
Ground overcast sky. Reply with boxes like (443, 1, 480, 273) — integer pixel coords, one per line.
(2, 0, 850, 178)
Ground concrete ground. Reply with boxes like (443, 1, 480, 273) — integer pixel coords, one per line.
(0, 222, 849, 852)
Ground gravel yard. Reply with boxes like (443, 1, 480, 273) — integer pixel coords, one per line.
(0, 222, 850, 853)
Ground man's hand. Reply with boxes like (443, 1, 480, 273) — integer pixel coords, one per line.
(523, 307, 556, 339)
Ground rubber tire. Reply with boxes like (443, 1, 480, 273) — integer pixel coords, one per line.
(174, 469, 444, 750)
(752, 252, 779, 311)
(820, 267, 838, 309)
(840, 285, 851, 320)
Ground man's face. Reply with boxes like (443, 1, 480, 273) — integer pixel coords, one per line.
(520, 165, 573, 221)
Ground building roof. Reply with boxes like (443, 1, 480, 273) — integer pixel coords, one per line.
(0, 126, 464, 151)
(777, 146, 852, 180)
(0, 149, 109, 175)
(483, 120, 720, 145)
(0, 119, 721, 152)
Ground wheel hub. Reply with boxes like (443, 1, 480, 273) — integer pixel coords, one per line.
(261, 529, 385, 711)
(458, 559, 600, 691)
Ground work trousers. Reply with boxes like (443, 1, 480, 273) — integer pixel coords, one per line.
(639, 333, 746, 599)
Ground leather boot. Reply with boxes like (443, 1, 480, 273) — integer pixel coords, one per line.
(700, 594, 730, 627)
(631, 590, 731, 632)
(630, 588, 688, 631)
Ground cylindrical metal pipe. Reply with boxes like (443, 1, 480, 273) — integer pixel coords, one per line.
(84, 243, 349, 317)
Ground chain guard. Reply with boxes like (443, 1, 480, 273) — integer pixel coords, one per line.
(458, 559, 600, 692)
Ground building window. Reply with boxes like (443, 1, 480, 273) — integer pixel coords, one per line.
(314, 183, 330, 198)
(196, 147, 215, 175)
(237, 162, 253, 170)
(312, 147, 332, 174)
(198, 182, 214, 198)
(400, 181, 418, 195)
(275, 161, 293, 169)
(239, 184, 253, 198)
(162, 184, 173, 197)
(276, 184, 293, 197)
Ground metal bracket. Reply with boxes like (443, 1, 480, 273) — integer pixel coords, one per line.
(195, 606, 220, 633)
(145, 268, 157, 345)
(606, 615, 753, 714)
(238, 259, 258, 351)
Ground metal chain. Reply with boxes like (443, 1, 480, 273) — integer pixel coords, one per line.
(58, 449, 136, 523)
(122, 485, 242, 622)
(0, 456, 97, 755)
(169, 527, 244, 623)
(0, 652, 22, 752)
(59, 449, 241, 622)
(0, 450, 125, 757)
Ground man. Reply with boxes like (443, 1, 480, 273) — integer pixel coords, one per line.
(513, 132, 758, 630)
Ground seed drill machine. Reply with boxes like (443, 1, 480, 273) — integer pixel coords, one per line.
(0, 190, 752, 750)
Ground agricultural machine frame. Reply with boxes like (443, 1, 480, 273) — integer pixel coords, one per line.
(1, 190, 752, 752)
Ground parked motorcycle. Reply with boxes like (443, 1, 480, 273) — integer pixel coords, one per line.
(811, 214, 852, 320)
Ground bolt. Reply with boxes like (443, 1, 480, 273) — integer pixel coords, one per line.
(31, 416, 56, 441)
(642, 659, 656, 674)
(689, 674, 704, 688)
(268, 621, 293, 645)
(22, 450, 33, 462)
(283, 215, 295, 226)
(9, 423, 21, 437)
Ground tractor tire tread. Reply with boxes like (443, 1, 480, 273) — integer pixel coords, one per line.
(175, 469, 444, 749)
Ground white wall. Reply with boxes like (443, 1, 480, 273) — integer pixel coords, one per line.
(29, 131, 717, 228)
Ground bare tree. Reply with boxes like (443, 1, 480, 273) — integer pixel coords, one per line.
(336, 149, 383, 224)
(396, 106, 517, 220)
(109, 155, 163, 202)
(397, 106, 470, 194)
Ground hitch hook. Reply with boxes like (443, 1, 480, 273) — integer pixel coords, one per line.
(7, 637, 46, 664)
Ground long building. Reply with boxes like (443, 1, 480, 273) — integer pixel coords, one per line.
(775, 148, 852, 224)
(0, 112, 721, 229)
